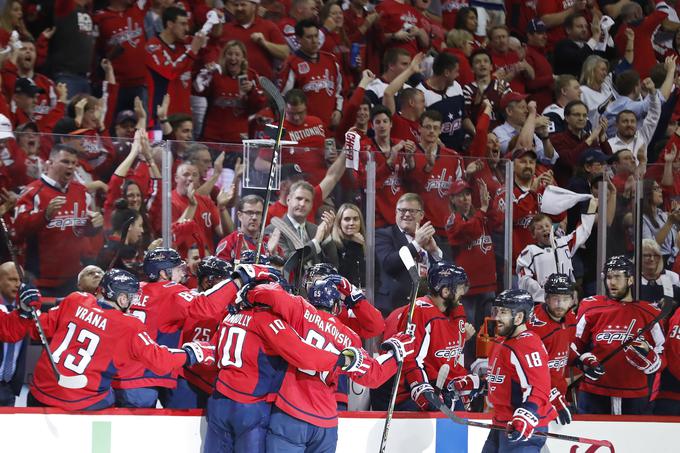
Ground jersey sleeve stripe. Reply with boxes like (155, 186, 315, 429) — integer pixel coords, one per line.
(509, 349, 533, 403)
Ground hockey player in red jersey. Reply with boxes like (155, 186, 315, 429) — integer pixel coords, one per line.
(526, 273, 576, 425)
(169, 256, 233, 409)
(206, 277, 408, 453)
(655, 295, 680, 415)
(112, 249, 277, 408)
(243, 277, 411, 452)
(14, 269, 214, 411)
(391, 262, 474, 412)
(483, 289, 556, 452)
(301, 264, 386, 410)
(573, 256, 664, 415)
(302, 263, 385, 341)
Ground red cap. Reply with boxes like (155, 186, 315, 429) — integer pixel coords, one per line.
(448, 179, 472, 196)
(509, 147, 538, 160)
(500, 91, 528, 111)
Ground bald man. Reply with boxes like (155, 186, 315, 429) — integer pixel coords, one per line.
(77, 265, 104, 295)
(0, 262, 28, 406)
(170, 162, 233, 251)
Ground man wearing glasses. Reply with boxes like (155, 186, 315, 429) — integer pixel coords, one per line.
(216, 195, 277, 261)
(375, 192, 443, 315)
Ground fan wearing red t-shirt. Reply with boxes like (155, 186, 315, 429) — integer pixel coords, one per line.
(280, 19, 343, 130)
(94, 0, 148, 111)
(145, 7, 206, 122)
(221, 0, 289, 81)
(254, 89, 328, 186)
(375, 0, 430, 57)
(171, 163, 226, 252)
(488, 25, 535, 94)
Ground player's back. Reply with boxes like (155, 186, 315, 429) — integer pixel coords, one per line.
(274, 303, 360, 428)
(214, 308, 289, 403)
(112, 280, 194, 389)
(487, 331, 555, 425)
(30, 292, 163, 410)
(181, 300, 220, 394)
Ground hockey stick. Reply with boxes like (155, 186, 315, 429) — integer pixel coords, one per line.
(379, 246, 420, 453)
(0, 218, 88, 389)
(255, 76, 286, 264)
(422, 392, 615, 452)
(567, 297, 677, 393)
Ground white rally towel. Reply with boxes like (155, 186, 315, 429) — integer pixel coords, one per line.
(540, 185, 593, 215)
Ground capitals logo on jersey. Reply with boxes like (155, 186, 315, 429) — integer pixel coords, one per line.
(46, 201, 89, 231)
(109, 17, 143, 48)
(467, 234, 493, 254)
(383, 168, 402, 195)
(302, 69, 336, 96)
(487, 358, 505, 388)
(424, 167, 454, 197)
(441, 111, 463, 136)
(548, 352, 568, 371)
(594, 319, 640, 344)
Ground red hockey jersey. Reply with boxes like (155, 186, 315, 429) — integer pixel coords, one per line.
(527, 303, 576, 395)
(445, 210, 496, 294)
(29, 292, 187, 410)
(213, 307, 341, 403)
(487, 330, 557, 425)
(405, 145, 464, 234)
(658, 307, 680, 401)
(257, 116, 327, 186)
(145, 36, 196, 118)
(246, 283, 397, 427)
(280, 50, 343, 128)
(112, 279, 239, 389)
(394, 297, 468, 405)
(14, 176, 93, 289)
(362, 140, 406, 227)
(574, 295, 665, 398)
(171, 190, 219, 251)
(93, 0, 148, 87)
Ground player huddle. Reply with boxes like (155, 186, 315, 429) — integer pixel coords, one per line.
(0, 250, 671, 453)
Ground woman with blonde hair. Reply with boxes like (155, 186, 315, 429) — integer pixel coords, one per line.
(195, 39, 266, 144)
(331, 203, 366, 287)
(579, 55, 613, 125)
(443, 28, 474, 86)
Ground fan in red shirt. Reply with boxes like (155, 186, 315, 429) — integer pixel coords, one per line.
(145, 7, 206, 122)
(278, 0, 318, 52)
(375, 0, 430, 58)
(406, 110, 464, 242)
(254, 89, 328, 186)
(615, 5, 669, 79)
(14, 145, 102, 296)
(280, 19, 343, 130)
(221, 0, 289, 81)
(526, 273, 577, 426)
(171, 162, 224, 252)
(93, 0, 148, 109)
(14, 269, 213, 411)
(362, 105, 410, 227)
(488, 25, 534, 94)
(319, 2, 354, 93)
(196, 40, 266, 144)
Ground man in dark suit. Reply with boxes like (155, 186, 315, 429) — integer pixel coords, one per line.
(375, 193, 443, 315)
(265, 180, 338, 273)
(0, 262, 28, 406)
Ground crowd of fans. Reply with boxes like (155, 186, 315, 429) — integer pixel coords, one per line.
(0, 0, 679, 420)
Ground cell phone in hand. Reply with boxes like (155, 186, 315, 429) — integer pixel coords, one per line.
(237, 74, 248, 93)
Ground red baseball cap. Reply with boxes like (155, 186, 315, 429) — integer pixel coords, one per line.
(448, 179, 472, 196)
(500, 92, 528, 111)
